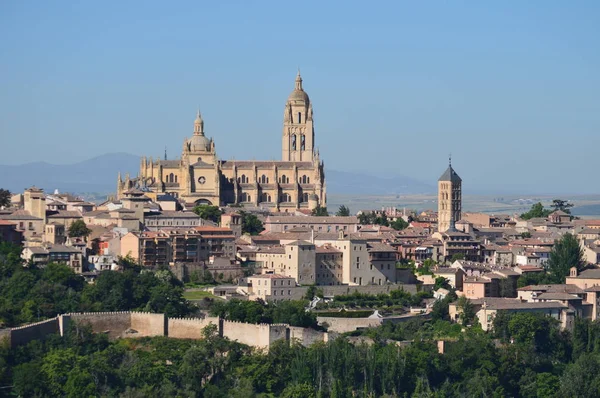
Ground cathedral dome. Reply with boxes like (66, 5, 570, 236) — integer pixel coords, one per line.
(287, 71, 310, 103)
(187, 135, 211, 152)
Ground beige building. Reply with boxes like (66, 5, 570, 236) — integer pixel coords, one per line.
(22, 245, 84, 273)
(264, 215, 359, 233)
(437, 161, 462, 232)
(247, 274, 300, 302)
(117, 72, 326, 211)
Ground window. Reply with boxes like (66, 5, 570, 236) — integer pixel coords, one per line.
(288, 290, 291, 295)
(281, 290, 284, 296)
(260, 175, 268, 184)
(273, 280, 276, 286)
(298, 112, 301, 123)
(274, 291, 277, 296)
(301, 134, 306, 150)
(292, 134, 297, 150)
(280, 175, 289, 184)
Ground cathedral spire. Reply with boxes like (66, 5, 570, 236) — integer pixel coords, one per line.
(295, 69, 303, 91)
(194, 109, 204, 135)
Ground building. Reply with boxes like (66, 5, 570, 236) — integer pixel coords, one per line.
(437, 160, 462, 233)
(246, 274, 300, 302)
(195, 226, 236, 260)
(22, 244, 84, 273)
(264, 215, 359, 233)
(121, 230, 204, 266)
(117, 72, 326, 211)
(0, 220, 23, 245)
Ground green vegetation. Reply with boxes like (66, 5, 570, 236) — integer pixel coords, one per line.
(209, 299, 318, 328)
(192, 204, 222, 223)
(67, 219, 91, 238)
(551, 199, 574, 214)
(183, 290, 217, 300)
(0, 188, 10, 208)
(390, 217, 409, 230)
(521, 202, 553, 220)
(335, 205, 350, 216)
(239, 211, 264, 235)
(316, 289, 433, 313)
(0, 244, 192, 326)
(546, 233, 585, 283)
(311, 205, 329, 216)
(5, 310, 600, 396)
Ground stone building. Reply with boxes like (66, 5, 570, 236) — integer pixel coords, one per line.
(437, 160, 462, 232)
(117, 72, 326, 211)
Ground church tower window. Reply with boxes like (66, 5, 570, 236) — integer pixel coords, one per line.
(301, 135, 305, 150)
(298, 112, 301, 123)
(292, 134, 297, 150)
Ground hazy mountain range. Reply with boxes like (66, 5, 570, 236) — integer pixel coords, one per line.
(0, 153, 434, 197)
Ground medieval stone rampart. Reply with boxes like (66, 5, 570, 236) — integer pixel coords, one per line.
(9, 317, 59, 347)
(167, 316, 220, 339)
(1, 311, 338, 349)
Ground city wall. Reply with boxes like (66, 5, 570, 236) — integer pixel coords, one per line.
(0, 312, 334, 349)
(317, 316, 383, 333)
(168, 316, 220, 339)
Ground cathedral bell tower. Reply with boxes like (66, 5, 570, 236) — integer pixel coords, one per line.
(282, 70, 315, 162)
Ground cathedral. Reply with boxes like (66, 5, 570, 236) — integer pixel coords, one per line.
(117, 72, 326, 211)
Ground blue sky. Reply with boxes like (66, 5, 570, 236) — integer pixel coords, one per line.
(1, 1, 599, 194)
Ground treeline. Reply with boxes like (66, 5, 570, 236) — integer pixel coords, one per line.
(4, 312, 600, 396)
(0, 243, 192, 327)
(209, 299, 318, 328)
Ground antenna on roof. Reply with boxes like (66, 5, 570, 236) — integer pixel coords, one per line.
(449, 153, 452, 167)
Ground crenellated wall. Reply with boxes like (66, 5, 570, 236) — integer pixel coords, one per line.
(167, 316, 220, 339)
(9, 317, 60, 347)
(1, 312, 336, 349)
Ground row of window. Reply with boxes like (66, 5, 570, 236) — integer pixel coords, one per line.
(237, 174, 311, 184)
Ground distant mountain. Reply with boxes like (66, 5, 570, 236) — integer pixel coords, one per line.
(0, 153, 433, 196)
(0, 153, 140, 194)
(325, 170, 434, 195)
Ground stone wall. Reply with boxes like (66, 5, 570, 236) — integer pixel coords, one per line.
(66, 312, 132, 339)
(288, 326, 330, 347)
(317, 316, 383, 333)
(2, 312, 345, 349)
(131, 312, 166, 337)
(320, 284, 417, 297)
(167, 316, 220, 339)
(10, 318, 59, 347)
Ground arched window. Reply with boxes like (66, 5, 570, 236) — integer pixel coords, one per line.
(168, 173, 174, 183)
(301, 175, 309, 184)
(261, 193, 271, 202)
(197, 157, 202, 162)
(280, 193, 291, 203)
(303, 193, 309, 202)
(292, 134, 297, 150)
(241, 192, 251, 202)
(174, 175, 178, 183)
(298, 112, 301, 124)
(301, 134, 306, 150)
(240, 174, 247, 184)
(260, 175, 268, 184)
(280, 175, 289, 184)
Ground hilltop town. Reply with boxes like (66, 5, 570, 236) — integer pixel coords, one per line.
(0, 73, 597, 396)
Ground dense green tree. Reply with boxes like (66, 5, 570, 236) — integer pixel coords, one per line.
(335, 205, 350, 216)
(546, 233, 585, 283)
(67, 219, 91, 238)
(193, 205, 222, 223)
(450, 253, 465, 263)
(521, 231, 532, 239)
(0, 188, 10, 208)
(239, 211, 264, 235)
(521, 202, 552, 220)
(551, 199, 574, 214)
(311, 206, 329, 216)
(391, 217, 409, 230)
(456, 296, 475, 326)
(560, 353, 600, 398)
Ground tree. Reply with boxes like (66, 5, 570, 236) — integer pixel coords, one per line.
(520, 231, 532, 239)
(520, 202, 552, 220)
(391, 217, 409, 231)
(67, 220, 91, 238)
(311, 206, 328, 216)
(335, 205, 350, 217)
(457, 296, 475, 326)
(546, 233, 585, 283)
(551, 199, 574, 214)
(193, 205, 222, 223)
(239, 211, 264, 235)
(0, 188, 10, 208)
(434, 277, 450, 290)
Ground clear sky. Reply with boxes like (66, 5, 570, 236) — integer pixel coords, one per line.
(1, 1, 599, 194)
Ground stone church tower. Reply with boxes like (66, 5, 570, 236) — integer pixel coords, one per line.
(437, 159, 462, 232)
(282, 70, 314, 161)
